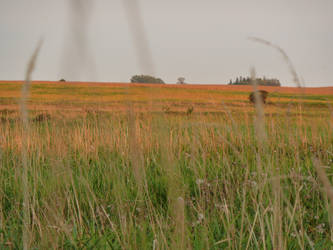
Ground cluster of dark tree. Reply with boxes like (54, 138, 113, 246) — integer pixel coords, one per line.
(229, 76, 281, 86)
(130, 75, 165, 84)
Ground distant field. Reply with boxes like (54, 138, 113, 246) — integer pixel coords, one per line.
(0, 81, 332, 248)
(0, 81, 332, 115)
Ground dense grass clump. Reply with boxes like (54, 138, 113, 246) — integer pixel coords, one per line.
(0, 103, 332, 248)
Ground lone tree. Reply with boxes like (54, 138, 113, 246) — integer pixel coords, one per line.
(130, 75, 165, 84)
(177, 77, 186, 84)
(59, 78, 66, 82)
(249, 90, 269, 104)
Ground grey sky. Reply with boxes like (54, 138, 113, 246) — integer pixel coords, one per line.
(0, 0, 332, 87)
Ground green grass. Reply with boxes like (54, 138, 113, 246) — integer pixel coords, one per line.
(0, 106, 332, 248)
(270, 92, 333, 101)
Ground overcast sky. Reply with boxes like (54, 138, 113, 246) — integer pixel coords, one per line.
(0, 0, 332, 86)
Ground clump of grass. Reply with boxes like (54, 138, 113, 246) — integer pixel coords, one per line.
(32, 113, 51, 123)
(186, 106, 194, 116)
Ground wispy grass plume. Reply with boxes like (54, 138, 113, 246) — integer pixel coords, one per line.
(249, 37, 302, 88)
(122, 0, 155, 75)
(61, 0, 96, 80)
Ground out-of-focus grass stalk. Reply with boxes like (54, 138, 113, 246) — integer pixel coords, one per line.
(122, 2, 162, 247)
(157, 119, 188, 249)
(123, 0, 157, 114)
(122, 0, 151, 194)
(19, 40, 42, 250)
(250, 68, 266, 147)
(251, 67, 283, 248)
(248, 37, 302, 88)
(250, 68, 268, 247)
(128, 105, 146, 196)
(248, 38, 316, 248)
(122, 0, 155, 76)
(248, 37, 305, 133)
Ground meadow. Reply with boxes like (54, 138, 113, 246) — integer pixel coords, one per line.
(0, 81, 332, 249)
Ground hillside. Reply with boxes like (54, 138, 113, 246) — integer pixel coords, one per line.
(0, 81, 332, 114)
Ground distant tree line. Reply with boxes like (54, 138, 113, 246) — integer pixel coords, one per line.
(130, 75, 165, 84)
(229, 76, 281, 87)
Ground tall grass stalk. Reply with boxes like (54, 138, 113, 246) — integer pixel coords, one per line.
(251, 67, 284, 249)
(19, 40, 42, 250)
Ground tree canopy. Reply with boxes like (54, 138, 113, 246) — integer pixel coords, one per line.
(130, 75, 165, 84)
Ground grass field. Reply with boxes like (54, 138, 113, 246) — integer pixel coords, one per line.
(0, 81, 332, 248)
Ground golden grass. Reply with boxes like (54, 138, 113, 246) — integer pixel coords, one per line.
(1, 80, 332, 94)
(0, 81, 332, 116)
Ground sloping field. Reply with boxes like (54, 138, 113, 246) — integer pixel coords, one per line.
(1, 80, 332, 94)
(0, 81, 332, 115)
